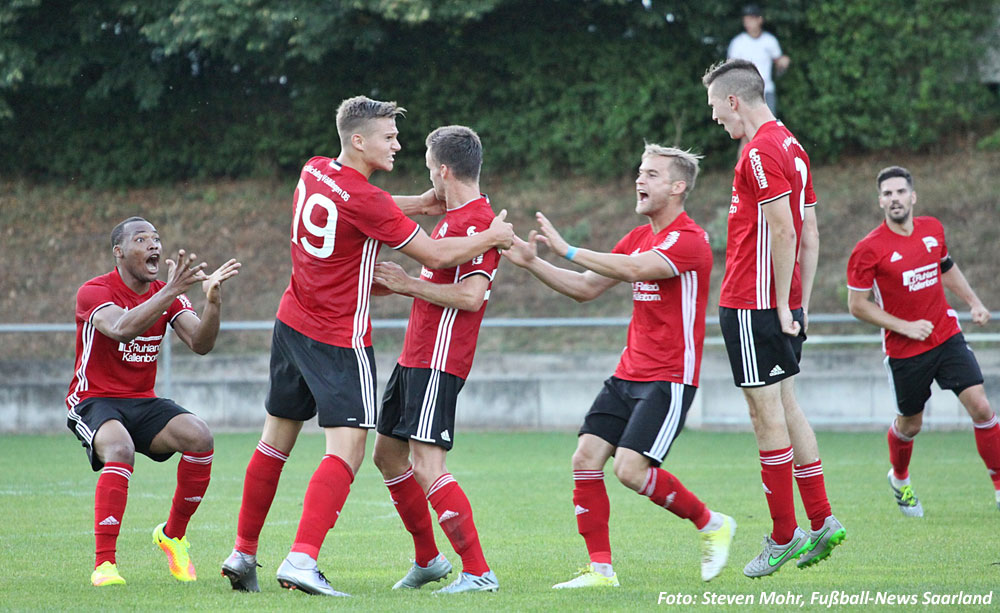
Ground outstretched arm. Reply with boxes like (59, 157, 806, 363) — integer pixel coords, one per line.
(942, 263, 990, 325)
(172, 258, 242, 354)
(502, 233, 618, 302)
(534, 212, 675, 282)
(374, 261, 489, 312)
(394, 189, 446, 217)
(847, 288, 933, 341)
(90, 250, 208, 343)
(399, 210, 514, 269)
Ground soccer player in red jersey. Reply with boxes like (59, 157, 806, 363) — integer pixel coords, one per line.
(703, 58, 844, 577)
(370, 125, 501, 594)
(67, 217, 240, 587)
(847, 166, 999, 515)
(504, 145, 735, 586)
(221, 97, 514, 596)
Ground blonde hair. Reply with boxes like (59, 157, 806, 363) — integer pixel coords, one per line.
(642, 144, 703, 196)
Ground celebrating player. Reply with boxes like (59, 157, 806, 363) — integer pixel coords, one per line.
(67, 216, 240, 587)
(847, 165, 1000, 515)
(371, 125, 500, 594)
(221, 97, 514, 596)
(703, 59, 845, 577)
(504, 145, 735, 586)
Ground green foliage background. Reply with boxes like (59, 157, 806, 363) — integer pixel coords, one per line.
(1, 0, 997, 186)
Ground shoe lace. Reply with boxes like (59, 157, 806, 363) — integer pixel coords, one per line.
(898, 485, 917, 505)
(576, 566, 593, 576)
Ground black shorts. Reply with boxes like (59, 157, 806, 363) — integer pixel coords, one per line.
(719, 306, 805, 387)
(579, 377, 695, 467)
(886, 333, 984, 416)
(67, 397, 191, 471)
(377, 365, 465, 451)
(265, 319, 377, 428)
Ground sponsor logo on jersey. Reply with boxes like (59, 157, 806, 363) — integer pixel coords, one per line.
(748, 148, 768, 189)
(890, 251, 903, 262)
(902, 263, 938, 292)
(632, 281, 661, 302)
(655, 231, 680, 251)
(178, 294, 193, 310)
(730, 188, 739, 214)
(118, 334, 162, 363)
(781, 135, 801, 152)
(921, 236, 938, 252)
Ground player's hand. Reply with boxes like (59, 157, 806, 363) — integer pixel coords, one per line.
(899, 319, 934, 341)
(165, 249, 208, 295)
(420, 188, 446, 216)
(370, 279, 395, 296)
(777, 305, 801, 337)
(202, 258, 241, 304)
(502, 233, 538, 267)
(971, 305, 990, 326)
(534, 212, 569, 256)
(488, 209, 514, 249)
(374, 261, 413, 294)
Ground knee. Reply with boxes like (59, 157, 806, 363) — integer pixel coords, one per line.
(411, 461, 442, 491)
(612, 456, 648, 492)
(571, 447, 600, 471)
(98, 438, 135, 465)
(968, 400, 994, 423)
(185, 419, 214, 452)
(896, 417, 922, 438)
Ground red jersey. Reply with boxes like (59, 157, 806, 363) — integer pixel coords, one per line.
(66, 269, 195, 409)
(397, 196, 500, 379)
(275, 157, 420, 348)
(846, 216, 960, 358)
(720, 121, 816, 310)
(612, 212, 713, 385)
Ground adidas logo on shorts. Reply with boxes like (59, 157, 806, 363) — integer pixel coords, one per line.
(769, 364, 785, 377)
(440, 430, 451, 442)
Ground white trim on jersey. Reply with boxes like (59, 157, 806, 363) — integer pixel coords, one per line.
(414, 368, 443, 443)
(67, 320, 99, 410)
(652, 250, 680, 276)
(756, 205, 772, 309)
(757, 190, 792, 207)
(391, 226, 421, 250)
(458, 269, 494, 282)
(738, 309, 763, 386)
(351, 237, 379, 427)
(643, 382, 685, 463)
(680, 270, 699, 385)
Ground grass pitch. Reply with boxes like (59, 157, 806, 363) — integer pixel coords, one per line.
(1, 430, 997, 612)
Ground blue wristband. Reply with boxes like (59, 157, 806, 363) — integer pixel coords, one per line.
(565, 246, 578, 261)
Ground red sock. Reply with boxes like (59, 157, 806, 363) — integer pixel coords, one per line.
(973, 413, 1000, 489)
(164, 450, 212, 540)
(94, 462, 132, 568)
(235, 441, 288, 555)
(572, 470, 611, 564)
(760, 446, 797, 544)
(385, 467, 439, 566)
(639, 467, 710, 529)
(290, 454, 354, 560)
(427, 474, 489, 576)
(793, 460, 831, 531)
(888, 421, 914, 481)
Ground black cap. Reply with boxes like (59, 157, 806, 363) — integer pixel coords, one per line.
(742, 4, 763, 16)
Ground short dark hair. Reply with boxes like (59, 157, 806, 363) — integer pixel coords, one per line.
(426, 125, 483, 183)
(875, 166, 914, 192)
(702, 59, 766, 105)
(336, 96, 406, 145)
(111, 216, 149, 249)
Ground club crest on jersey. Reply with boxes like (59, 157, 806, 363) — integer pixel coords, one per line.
(437, 222, 449, 238)
(921, 236, 938, 252)
(748, 148, 768, 189)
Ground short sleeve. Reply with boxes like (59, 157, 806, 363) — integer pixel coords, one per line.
(846, 242, 878, 291)
(747, 145, 792, 206)
(768, 33, 783, 59)
(76, 283, 115, 324)
(354, 192, 420, 249)
(168, 293, 197, 324)
(652, 230, 710, 277)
